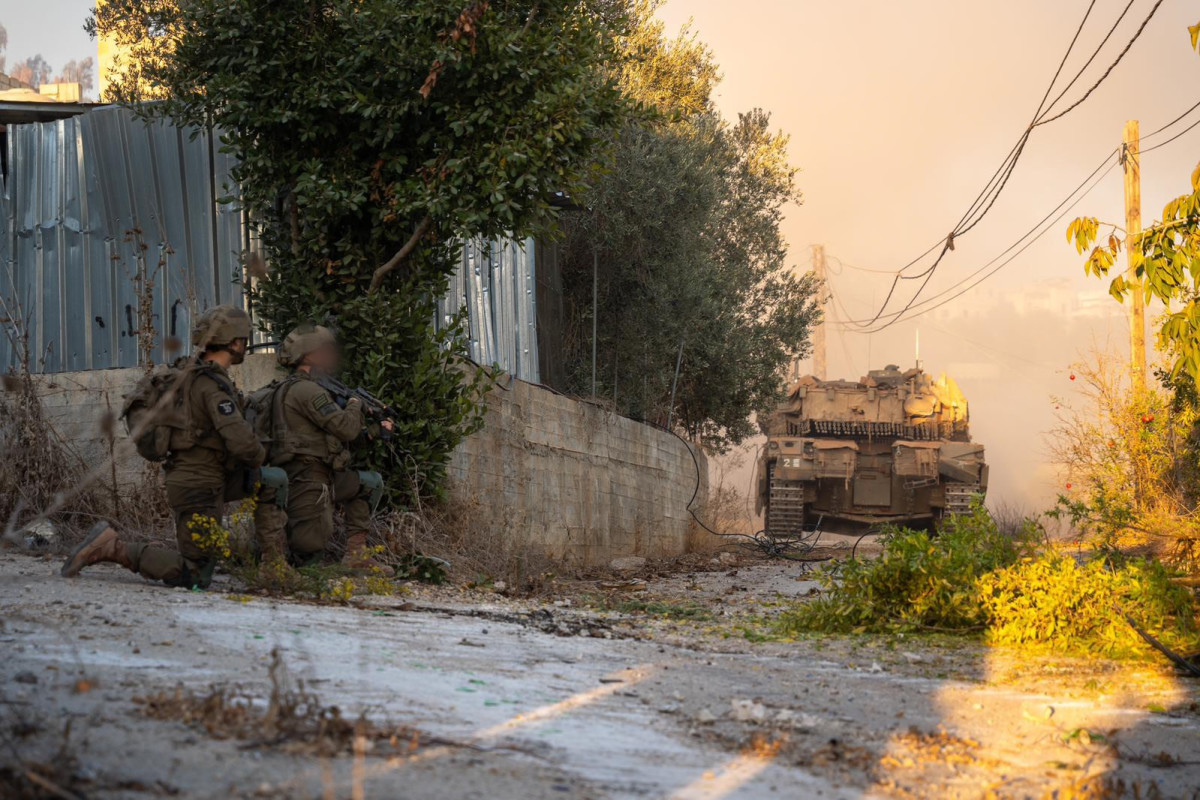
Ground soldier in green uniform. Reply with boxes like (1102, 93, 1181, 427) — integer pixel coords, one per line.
(266, 323, 388, 570)
(61, 305, 289, 587)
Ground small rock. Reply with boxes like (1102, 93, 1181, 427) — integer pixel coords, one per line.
(869, 662, 884, 673)
(609, 556, 647, 574)
(492, 581, 507, 592)
(717, 552, 737, 566)
(13, 671, 37, 685)
(731, 698, 767, 723)
(21, 520, 58, 550)
(695, 708, 717, 724)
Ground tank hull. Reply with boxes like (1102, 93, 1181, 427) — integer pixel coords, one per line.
(757, 366, 987, 535)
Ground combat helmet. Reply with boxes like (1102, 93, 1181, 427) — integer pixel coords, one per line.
(191, 305, 252, 348)
(277, 322, 337, 367)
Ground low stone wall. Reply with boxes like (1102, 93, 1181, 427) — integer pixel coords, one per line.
(31, 356, 283, 480)
(449, 379, 708, 565)
(29, 355, 707, 566)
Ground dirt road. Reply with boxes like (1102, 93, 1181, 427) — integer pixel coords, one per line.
(2, 551, 1198, 799)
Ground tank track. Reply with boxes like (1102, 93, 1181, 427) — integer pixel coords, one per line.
(943, 481, 981, 515)
(765, 462, 805, 536)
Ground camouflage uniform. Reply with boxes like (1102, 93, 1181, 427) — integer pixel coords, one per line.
(269, 325, 382, 565)
(128, 358, 267, 586)
(62, 306, 288, 588)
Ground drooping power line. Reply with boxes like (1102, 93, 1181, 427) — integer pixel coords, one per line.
(849, 0, 1169, 332)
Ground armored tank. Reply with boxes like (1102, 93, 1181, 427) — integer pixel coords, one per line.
(755, 365, 987, 535)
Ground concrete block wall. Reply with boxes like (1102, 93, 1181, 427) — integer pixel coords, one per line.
(449, 379, 707, 566)
(27, 354, 707, 566)
(30, 356, 285, 480)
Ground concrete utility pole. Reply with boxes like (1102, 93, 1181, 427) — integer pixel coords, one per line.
(1123, 119, 1146, 391)
(810, 244, 828, 380)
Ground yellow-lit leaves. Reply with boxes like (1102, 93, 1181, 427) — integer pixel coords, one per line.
(1067, 216, 1100, 254)
(1084, 245, 1116, 279)
(1107, 273, 1128, 301)
(1190, 21, 1200, 53)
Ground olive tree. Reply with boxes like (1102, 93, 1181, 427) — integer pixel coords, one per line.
(557, 1, 819, 450)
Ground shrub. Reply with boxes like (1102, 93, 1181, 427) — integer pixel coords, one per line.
(778, 505, 1200, 661)
(979, 553, 1198, 658)
(777, 505, 1039, 636)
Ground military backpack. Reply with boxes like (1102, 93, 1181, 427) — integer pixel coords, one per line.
(246, 374, 301, 463)
(120, 360, 201, 462)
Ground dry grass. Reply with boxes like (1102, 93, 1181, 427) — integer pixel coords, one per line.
(0, 372, 173, 554)
(0, 371, 107, 549)
(374, 482, 557, 592)
(134, 649, 441, 758)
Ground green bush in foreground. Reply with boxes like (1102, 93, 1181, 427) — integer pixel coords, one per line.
(779, 506, 1038, 635)
(778, 505, 1200, 660)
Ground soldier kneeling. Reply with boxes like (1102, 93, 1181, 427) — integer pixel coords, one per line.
(262, 324, 389, 571)
(61, 306, 289, 588)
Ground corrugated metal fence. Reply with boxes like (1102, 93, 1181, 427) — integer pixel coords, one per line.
(441, 238, 539, 382)
(0, 105, 247, 372)
(1, 105, 539, 382)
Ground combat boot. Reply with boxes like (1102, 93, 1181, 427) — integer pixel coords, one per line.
(60, 522, 133, 577)
(342, 532, 390, 574)
(253, 504, 290, 563)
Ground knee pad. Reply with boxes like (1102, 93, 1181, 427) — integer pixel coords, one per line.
(258, 466, 289, 509)
(358, 470, 384, 513)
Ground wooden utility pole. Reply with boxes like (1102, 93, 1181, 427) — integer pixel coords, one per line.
(1123, 120, 1146, 391)
(810, 244, 827, 380)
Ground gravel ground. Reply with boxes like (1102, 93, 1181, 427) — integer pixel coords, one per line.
(2, 549, 1198, 799)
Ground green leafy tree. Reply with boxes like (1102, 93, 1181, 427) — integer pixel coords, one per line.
(557, 1, 819, 450)
(90, 0, 634, 500)
(1070, 22, 1200, 383)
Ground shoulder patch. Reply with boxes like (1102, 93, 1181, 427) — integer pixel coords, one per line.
(312, 393, 337, 416)
(216, 399, 236, 416)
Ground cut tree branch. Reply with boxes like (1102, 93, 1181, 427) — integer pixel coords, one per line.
(369, 215, 433, 292)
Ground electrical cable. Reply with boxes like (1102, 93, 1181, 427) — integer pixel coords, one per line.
(854, 0, 1169, 331)
(632, 415, 834, 565)
(839, 156, 1120, 330)
(1034, 0, 1168, 128)
(1142, 113, 1200, 154)
(826, 256, 902, 276)
(829, 93, 1200, 328)
(1036, 0, 1136, 124)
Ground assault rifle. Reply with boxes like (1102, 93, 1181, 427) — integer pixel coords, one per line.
(313, 375, 395, 440)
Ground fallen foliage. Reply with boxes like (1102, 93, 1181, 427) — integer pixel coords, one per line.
(777, 505, 1200, 661)
(778, 505, 1039, 635)
(980, 552, 1198, 659)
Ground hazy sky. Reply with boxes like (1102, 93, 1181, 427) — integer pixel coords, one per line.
(4, 0, 1200, 510)
(658, 0, 1200, 511)
(0, 1, 95, 87)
